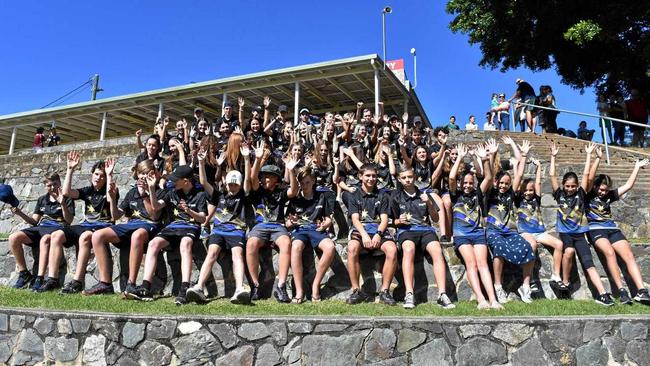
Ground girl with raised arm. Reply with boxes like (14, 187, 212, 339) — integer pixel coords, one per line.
(550, 142, 614, 306)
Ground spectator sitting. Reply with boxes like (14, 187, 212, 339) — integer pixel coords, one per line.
(557, 128, 577, 138)
(445, 115, 460, 130)
(577, 121, 595, 141)
(465, 115, 478, 131)
(483, 112, 497, 131)
(47, 127, 61, 147)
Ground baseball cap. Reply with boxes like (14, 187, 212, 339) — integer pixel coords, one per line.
(167, 165, 194, 182)
(515, 78, 524, 84)
(278, 105, 288, 113)
(389, 114, 399, 121)
(299, 108, 310, 115)
(0, 184, 19, 208)
(260, 165, 282, 178)
(223, 101, 234, 108)
(253, 106, 263, 113)
(413, 116, 423, 124)
(194, 107, 204, 113)
(225, 170, 243, 185)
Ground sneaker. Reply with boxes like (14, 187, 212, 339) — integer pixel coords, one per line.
(491, 301, 505, 310)
(378, 289, 397, 306)
(440, 235, 450, 242)
(403, 292, 415, 309)
(346, 288, 370, 305)
(619, 288, 632, 305)
(634, 288, 650, 305)
(12, 270, 34, 289)
(186, 286, 208, 305)
(123, 282, 139, 296)
(30, 276, 44, 292)
(595, 293, 615, 307)
(529, 282, 540, 294)
(273, 283, 291, 303)
(37, 277, 60, 293)
(437, 293, 456, 309)
(123, 285, 152, 301)
(175, 290, 188, 306)
(557, 282, 571, 299)
(230, 287, 251, 304)
(477, 301, 490, 310)
(518, 285, 533, 304)
(83, 282, 115, 296)
(60, 280, 83, 295)
(495, 285, 509, 304)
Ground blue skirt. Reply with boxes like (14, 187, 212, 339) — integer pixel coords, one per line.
(486, 229, 535, 265)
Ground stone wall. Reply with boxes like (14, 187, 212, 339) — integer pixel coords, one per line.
(0, 308, 648, 365)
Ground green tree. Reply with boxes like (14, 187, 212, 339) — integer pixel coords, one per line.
(446, 0, 650, 99)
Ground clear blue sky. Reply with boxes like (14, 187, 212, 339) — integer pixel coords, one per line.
(0, 1, 603, 136)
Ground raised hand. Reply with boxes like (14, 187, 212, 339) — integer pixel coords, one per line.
(55, 187, 65, 203)
(420, 192, 430, 203)
(254, 140, 266, 159)
(107, 182, 118, 200)
(240, 142, 251, 158)
(197, 147, 207, 162)
(530, 157, 541, 167)
(402, 112, 409, 123)
(502, 135, 514, 145)
(519, 140, 532, 155)
(486, 138, 498, 154)
(456, 143, 468, 159)
(216, 151, 226, 166)
(474, 144, 488, 160)
(356, 101, 364, 109)
(105, 158, 116, 176)
(439, 133, 448, 145)
(238, 96, 245, 108)
(382, 114, 390, 123)
(381, 144, 391, 156)
(67, 151, 81, 170)
(585, 142, 596, 155)
(145, 172, 157, 189)
(332, 156, 340, 166)
(163, 116, 170, 127)
(135, 129, 142, 138)
(263, 96, 271, 108)
(550, 142, 559, 156)
(636, 159, 650, 169)
(595, 146, 603, 159)
(285, 158, 299, 171)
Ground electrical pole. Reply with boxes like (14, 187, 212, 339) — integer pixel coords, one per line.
(91, 74, 102, 101)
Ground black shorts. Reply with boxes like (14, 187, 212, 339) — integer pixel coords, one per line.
(396, 229, 439, 251)
(155, 224, 201, 250)
(559, 232, 595, 269)
(349, 230, 394, 245)
(61, 222, 112, 248)
(110, 220, 161, 246)
(588, 229, 627, 245)
(21, 225, 63, 246)
(208, 229, 246, 250)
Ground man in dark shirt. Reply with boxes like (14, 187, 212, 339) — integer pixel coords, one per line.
(345, 163, 398, 305)
(509, 79, 536, 132)
(212, 101, 240, 132)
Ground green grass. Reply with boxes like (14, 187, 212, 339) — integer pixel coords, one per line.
(0, 233, 9, 240)
(1, 287, 649, 318)
(629, 238, 650, 244)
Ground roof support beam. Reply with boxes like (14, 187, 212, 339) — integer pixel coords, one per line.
(325, 78, 356, 102)
(353, 74, 374, 93)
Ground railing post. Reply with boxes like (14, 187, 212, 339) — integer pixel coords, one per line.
(157, 103, 164, 119)
(222, 92, 228, 113)
(374, 68, 381, 118)
(294, 81, 300, 125)
(601, 117, 611, 165)
(9, 127, 17, 155)
(100, 112, 108, 141)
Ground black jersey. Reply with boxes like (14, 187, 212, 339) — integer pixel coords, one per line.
(119, 187, 164, 223)
(486, 187, 517, 233)
(249, 186, 289, 224)
(347, 188, 389, 224)
(76, 185, 114, 223)
(161, 186, 209, 227)
(34, 194, 75, 225)
(391, 189, 436, 228)
(210, 188, 249, 230)
(286, 190, 334, 227)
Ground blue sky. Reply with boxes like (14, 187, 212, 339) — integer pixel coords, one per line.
(0, 1, 602, 136)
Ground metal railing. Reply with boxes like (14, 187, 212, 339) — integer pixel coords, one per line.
(511, 102, 650, 165)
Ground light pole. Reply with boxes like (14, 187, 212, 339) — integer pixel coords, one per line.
(382, 6, 392, 68)
(410, 48, 417, 89)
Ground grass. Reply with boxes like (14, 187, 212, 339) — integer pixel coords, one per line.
(1, 287, 649, 318)
(0, 233, 9, 240)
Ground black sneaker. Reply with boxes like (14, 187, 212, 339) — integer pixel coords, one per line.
(60, 280, 83, 295)
(83, 282, 115, 296)
(557, 282, 571, 299)
(595, 293, 615, 307)
(273, 283, 291, 303)
(30, 276, 44, 292)
(346, 288, 370, 305)
(378, 289, 397, 306)
(634, 288, 650, 305)
(250, 285, 260, 302)
(175, 290, 188, 306)
(12, 270, 34, 289)
(186, 286, 208, 304)
(123, 282, 139, 296)
(124, 285, 153, 301)
(37, 277, 60, 292)
(619, 288, 633, 305)
(437, 292, 456, 309)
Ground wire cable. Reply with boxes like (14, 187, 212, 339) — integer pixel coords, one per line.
(41, 78, 94, 108)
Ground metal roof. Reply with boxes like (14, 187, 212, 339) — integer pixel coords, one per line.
(0, 54, 429, 153)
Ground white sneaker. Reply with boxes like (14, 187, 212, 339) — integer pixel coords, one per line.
(518, 285, 533, 303)
(436, 293, 456, 309)
(495, 285, 509, 304)
(403, 292, 415, 309)
(230, 287, 251, 304)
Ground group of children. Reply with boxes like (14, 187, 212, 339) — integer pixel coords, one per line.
(5, 99, 650, 310)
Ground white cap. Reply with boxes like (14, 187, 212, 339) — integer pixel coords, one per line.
(225, 170, 242, 185)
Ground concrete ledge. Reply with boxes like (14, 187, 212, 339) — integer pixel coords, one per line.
(0, 307, 648, 365)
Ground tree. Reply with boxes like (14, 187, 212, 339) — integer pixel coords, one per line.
(446, 0, 650, 100)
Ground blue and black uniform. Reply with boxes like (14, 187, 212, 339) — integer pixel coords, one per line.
(61, 185, 115, 247)
(485, 188, 535, 265)
(21, 194, 75, 245)
(553, 187, 595, 269)
(208, 188, 250, 250)
(586, 189, 626, 244)
(391, 189, 439, 250)
(155, 186, 209, 249)
(248, 185, 290, 243)
(110, 187, 164, 242)
(413, 161, 434, 192)
(287, 190, 334, 248)
(376, 164, 394, 193)
(515, 193, 546, 235)
(314, 165, 335, 192)
(450, 189, 486, 247)
(347, 188, 393, 244)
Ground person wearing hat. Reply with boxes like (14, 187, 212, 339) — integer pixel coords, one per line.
(212, 100, 240, 132)
(126, 165, 208, 304)
(8, 172, 75, 290)
(246, 143, 300, 303)
(85, 159, 165, 296)
(186, 143, 253, 305)
(264, 102, 288, 146)
(509, 78, 536, 132)
(41, 152, 116, 293)
(192, 107, 205, 129)
(493, 93, 511, 131)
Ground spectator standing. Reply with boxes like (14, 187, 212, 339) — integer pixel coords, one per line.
(608, 94, 626, 146)
(492, 93, 510, 131)
(483, 112, 497, 131)
(446, 116, 460, 131)
(538, 85, 558, 134)
(509, 79, 536, 133)
(465, 115, 478, 131)
(33, 127, 45, 151)
(577, 121, 595, 141)
(596, 94, 613, 144)
(624, 89, 648, 148)
(47, 127, 61, 147)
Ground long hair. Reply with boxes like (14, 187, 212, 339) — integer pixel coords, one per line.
(593, 174, 613, 191)
(520, 177, 535, 195)
(562, 172, 579, 185)
(225, 132, 244, 172)
(132, 159, 157, 180)
(200, 134, 219, 167)
(313, 141, 331, 168)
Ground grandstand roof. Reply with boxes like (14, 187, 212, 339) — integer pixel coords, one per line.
(0, 54, 429, 154)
